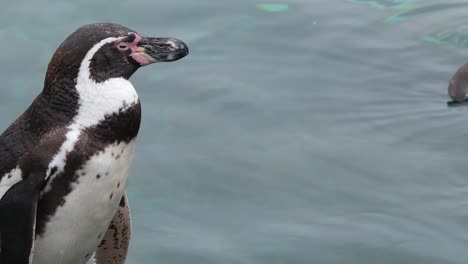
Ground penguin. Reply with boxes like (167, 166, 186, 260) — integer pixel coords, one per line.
(448, 62, 468, 103)
(0, 23, 188, 264)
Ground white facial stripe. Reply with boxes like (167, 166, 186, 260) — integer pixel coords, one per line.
(43, 36, 139, 189)
(76, 36, 123, 84)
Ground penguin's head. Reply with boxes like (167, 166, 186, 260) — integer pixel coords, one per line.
(45, 23, 188, 86)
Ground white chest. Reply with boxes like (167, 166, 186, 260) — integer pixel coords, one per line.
(33, 140, 136, 264)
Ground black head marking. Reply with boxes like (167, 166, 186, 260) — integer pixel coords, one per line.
(88, 40, 140, 82)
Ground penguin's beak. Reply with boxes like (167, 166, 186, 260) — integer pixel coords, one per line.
(132, 37, 189, 65)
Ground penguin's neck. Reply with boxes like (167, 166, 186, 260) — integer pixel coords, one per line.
(73, 77, 139, 128)
(35, 76, 138, 129)
(34, 36, 139, 130)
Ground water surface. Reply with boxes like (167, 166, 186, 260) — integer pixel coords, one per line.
(2, 0, 468, 263)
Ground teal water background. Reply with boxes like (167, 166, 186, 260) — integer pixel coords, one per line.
(2, 0, 468, 263)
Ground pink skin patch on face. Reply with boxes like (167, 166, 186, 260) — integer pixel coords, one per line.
(118, 33, 155, 66)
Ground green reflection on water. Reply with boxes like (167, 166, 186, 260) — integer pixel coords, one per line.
(421, 28, 468, 48)
(348, 0, 418, 10)
(256, 3, 288, 12)
(348, 0, 468, 49)
(386, 3, 468, 23)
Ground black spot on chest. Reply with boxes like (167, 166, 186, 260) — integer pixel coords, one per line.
(49, 166, 58, 177)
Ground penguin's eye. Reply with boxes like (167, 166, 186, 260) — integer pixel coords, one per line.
(117, 44, 129, 51)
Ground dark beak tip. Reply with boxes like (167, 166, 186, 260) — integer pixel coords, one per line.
(144, 37, 189, 62)
(171, 38, 189, 57)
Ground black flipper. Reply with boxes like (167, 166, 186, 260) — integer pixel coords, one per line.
(0, 155, 48, 264)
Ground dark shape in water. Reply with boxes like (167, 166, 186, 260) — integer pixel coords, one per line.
(447, 100, 468, 106)
(448, 62, 468, 104)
